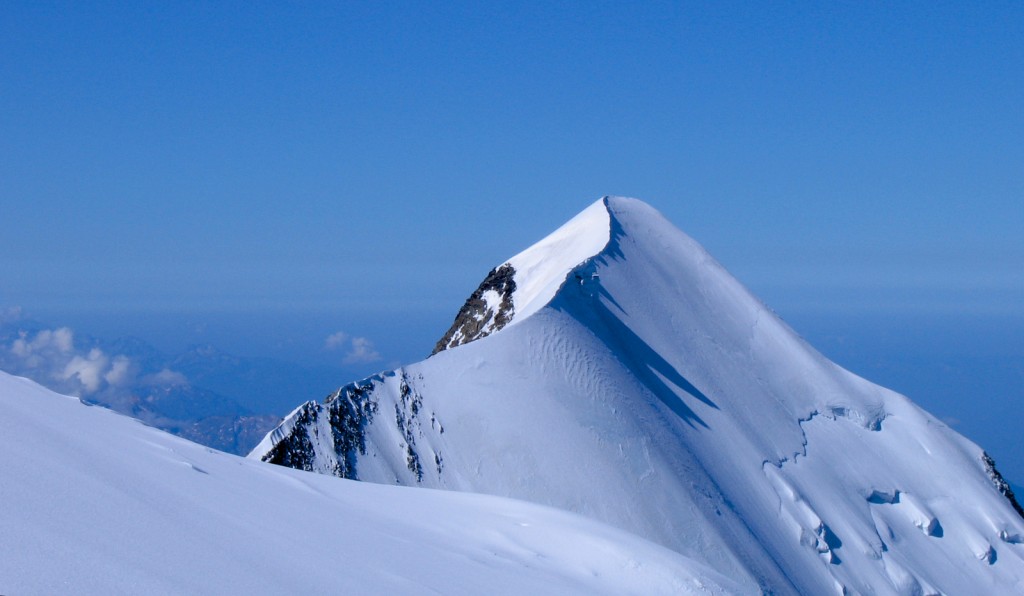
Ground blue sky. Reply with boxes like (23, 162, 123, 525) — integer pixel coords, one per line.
(2, 3, 1022, 474)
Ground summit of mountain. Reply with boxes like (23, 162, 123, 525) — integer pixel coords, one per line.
(254, 196, 1024, 595)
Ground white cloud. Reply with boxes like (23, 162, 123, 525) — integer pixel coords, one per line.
(5, 327, 135, 397)
(61, 348, 110, 394)
(325, 330, 383, 364)
(11, 327, 74, 359)
(324, 331, 348, 350)
(104, 355, 133, 387)
(50, 327, 74, 352)
(9, 335, 35, 363)
(344, 337, 382, 364)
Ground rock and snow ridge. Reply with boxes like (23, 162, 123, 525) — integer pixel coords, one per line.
(433, 198, 611, 353)
(254, 196, 1024, 595)
(0, 370, 745, 595)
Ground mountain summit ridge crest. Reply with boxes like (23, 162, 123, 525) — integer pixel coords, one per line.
(254, 196, 1024, 595)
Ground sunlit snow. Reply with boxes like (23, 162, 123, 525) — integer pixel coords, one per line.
(0, 371, 744, 595)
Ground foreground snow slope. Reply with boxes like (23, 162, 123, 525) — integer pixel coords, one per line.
(256, 197, 1024, 595)
(0, 371, 747, 595)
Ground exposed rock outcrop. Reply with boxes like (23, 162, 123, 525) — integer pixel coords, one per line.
(432, 264, 516, 354)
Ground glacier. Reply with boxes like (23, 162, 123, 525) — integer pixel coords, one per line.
(254, 196, 1024, 595)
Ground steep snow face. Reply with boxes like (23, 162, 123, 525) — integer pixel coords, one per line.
(256, 197, 1024, 595)
(433, 197, 610, 353)
(503, 197, 611, 322)
(0, 371, 748, 595)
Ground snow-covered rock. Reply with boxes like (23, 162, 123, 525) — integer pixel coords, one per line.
(254, 196, 1024, 595)
(0, 370, 744, 595)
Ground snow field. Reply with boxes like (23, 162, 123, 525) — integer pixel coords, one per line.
(0, 371, 747, 595)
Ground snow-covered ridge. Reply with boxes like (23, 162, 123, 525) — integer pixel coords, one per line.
(434, 197, 612, 353)
(256, 196, 1024, 594)
(247, 397, 323, 469)
(504, 196, 612, 323)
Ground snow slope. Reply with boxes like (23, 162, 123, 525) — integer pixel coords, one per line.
(255, 196, 1024, 595)
(503, 197, 611, 323)
(0, 370, 748, 595)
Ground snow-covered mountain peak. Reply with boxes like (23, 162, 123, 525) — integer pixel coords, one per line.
(432, 196, 728, 356)
(434, 196, 612, 353)
(258, 196, 1024, 594)
(434, 195, 699, 355)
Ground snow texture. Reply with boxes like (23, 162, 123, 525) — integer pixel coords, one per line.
(257, 196, 1024, 595)
(0, 371, 745, 595)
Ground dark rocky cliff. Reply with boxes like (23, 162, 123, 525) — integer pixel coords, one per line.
(432, 264, 516, 355)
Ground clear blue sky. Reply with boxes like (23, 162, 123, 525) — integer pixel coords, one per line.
(2, 3, 1022, 473)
